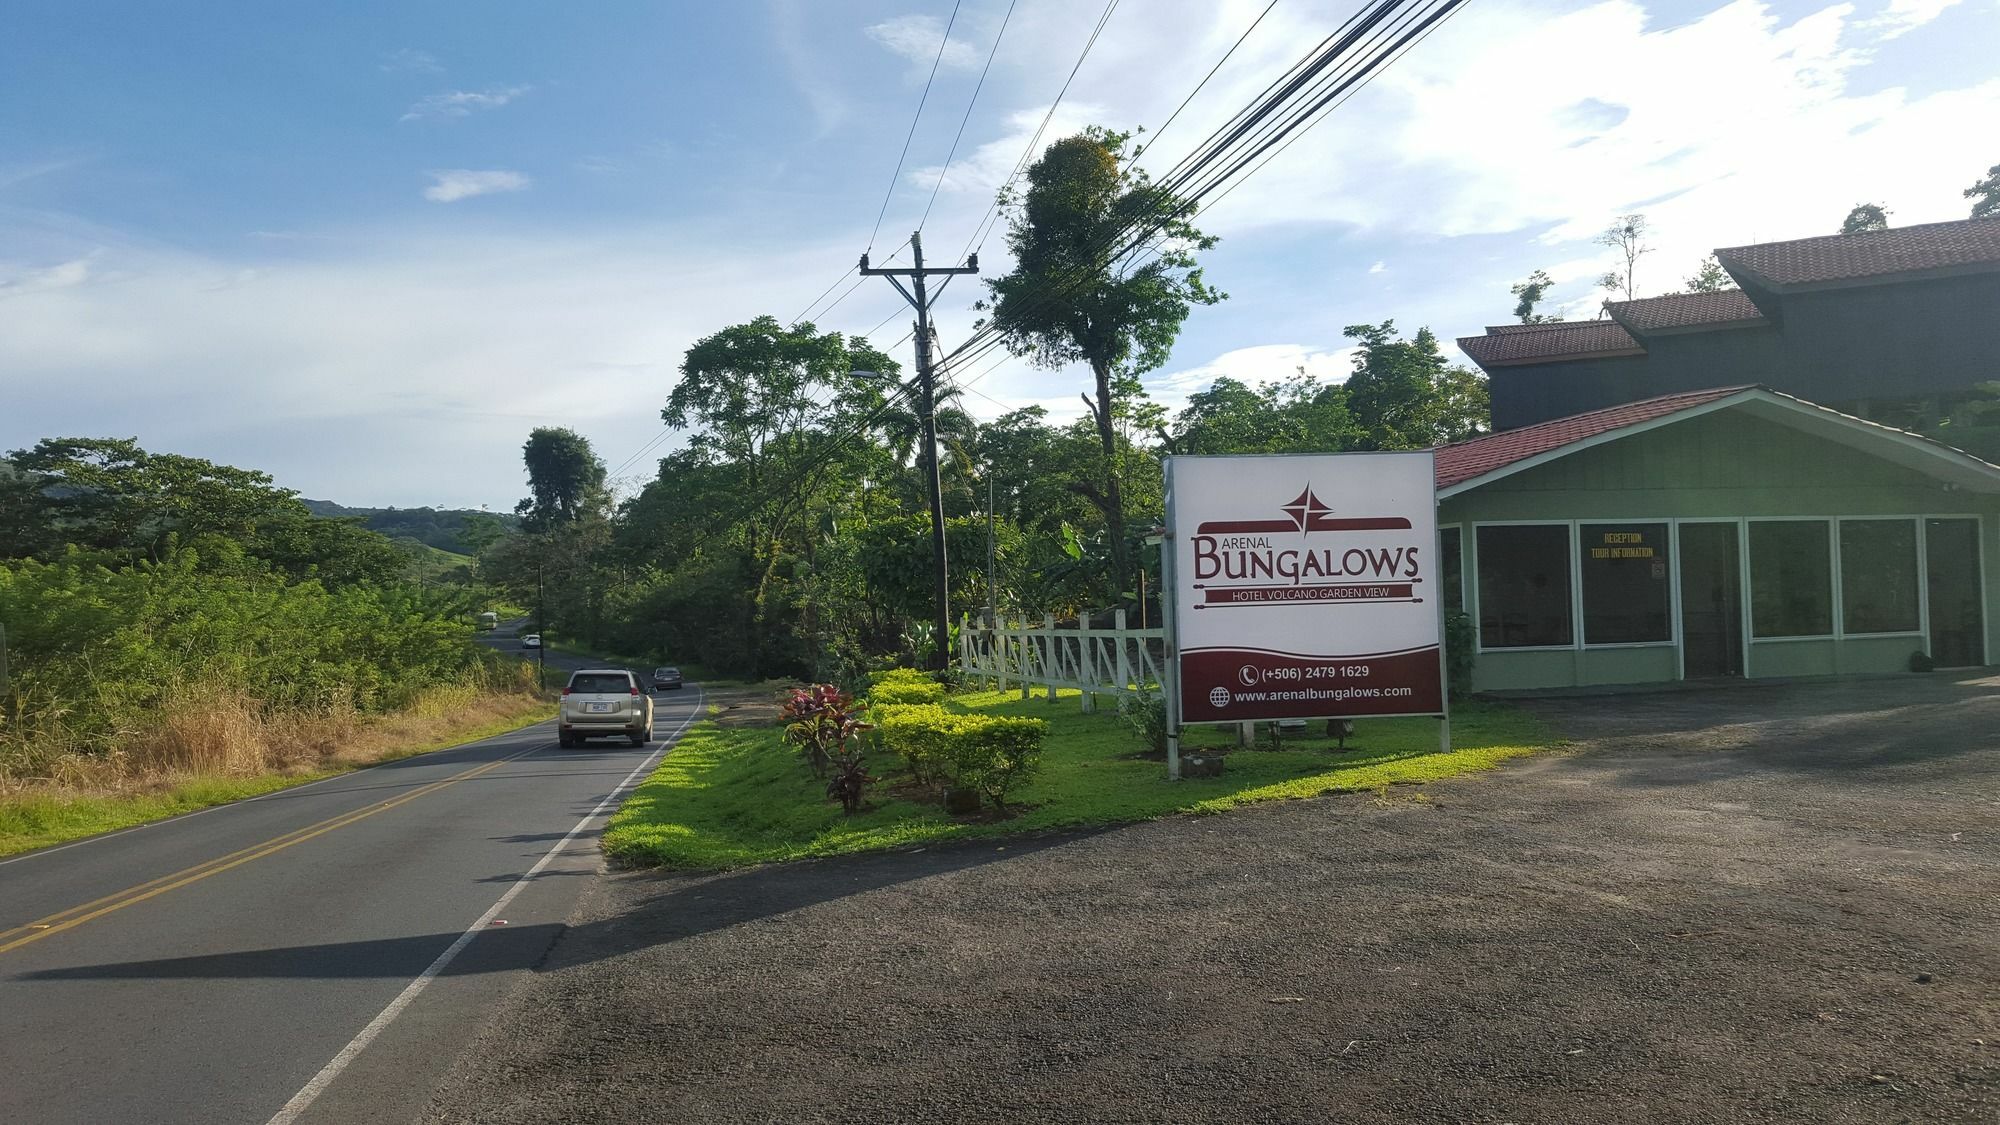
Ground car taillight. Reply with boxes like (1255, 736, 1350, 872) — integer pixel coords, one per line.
(561, 688, 571, 697)
(629, 686, 640, 696)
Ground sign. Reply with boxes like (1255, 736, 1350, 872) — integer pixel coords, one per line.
(1165, 452, 1443, 724)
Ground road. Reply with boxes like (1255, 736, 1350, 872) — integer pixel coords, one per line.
(0, 632, 701, 1125)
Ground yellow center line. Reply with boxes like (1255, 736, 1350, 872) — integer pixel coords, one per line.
(0, 743, 548, 956)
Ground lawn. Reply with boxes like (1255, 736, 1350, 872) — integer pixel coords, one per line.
(602, 687, 1560, 869)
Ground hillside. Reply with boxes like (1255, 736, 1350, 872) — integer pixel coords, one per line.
(303, 500, 517, 555)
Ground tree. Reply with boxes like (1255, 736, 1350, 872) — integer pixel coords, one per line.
(1341, 323, 1490, 449)
(515, 428, 606, 531)
(1683, 255, 1730, 293)
(1967, 162, 2000, 221)
(1509, 269, 1558, 323)
(1595, 213, 1652, 301)
(981, 126, 1223, 601)
(1840, 203, 1890, 235)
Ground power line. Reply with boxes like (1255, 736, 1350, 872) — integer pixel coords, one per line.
(918, 0, 1019, 234)
(1139, 0, 1280, 167)
(865, 0, 966, 253)
(958, 0, 1123, 261)
(940, 0, 1466, 384)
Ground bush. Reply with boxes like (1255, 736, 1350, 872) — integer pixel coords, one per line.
(873, 706, 1046, 811)
(1118, 687, 1169, 755)
(779, 684, 874, 814)
(1444, 612, 1477, 700)
(868, 678, 946, 707)
(866, 668, 935, 686)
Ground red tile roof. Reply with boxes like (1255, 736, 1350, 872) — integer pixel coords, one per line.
(1605, 289, 1764, 332)
(1717, 218, 2000, 287)
(1456, 320, 1641, 366)
(1435, 386, 1754, 489)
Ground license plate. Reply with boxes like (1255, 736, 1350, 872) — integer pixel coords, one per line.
(587, 702, 613, 713)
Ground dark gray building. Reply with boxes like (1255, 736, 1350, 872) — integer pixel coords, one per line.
(1460, 218, 2000, 433)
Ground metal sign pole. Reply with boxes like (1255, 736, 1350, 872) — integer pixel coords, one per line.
(1434, 491, 1452, 754)
(1161, 460, 1182, 781)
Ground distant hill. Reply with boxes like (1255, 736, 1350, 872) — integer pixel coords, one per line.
(303, 501, 517, 555)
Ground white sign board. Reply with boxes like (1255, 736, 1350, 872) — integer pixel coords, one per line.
(1164, 452, 1444, 724)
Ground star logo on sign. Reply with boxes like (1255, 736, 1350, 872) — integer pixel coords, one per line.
(1280, 485, 1333, 534)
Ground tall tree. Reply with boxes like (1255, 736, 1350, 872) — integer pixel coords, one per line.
(1840, 203, 1890, 235)
(515, 427, 607, 531)
(981, 126, 1223, 601)
(1341, 323, 1490, 449)
(1683, 254, 1730, 293)
(1967, 162, 2000, 221)
(1595, 213, 1653, 301)
(1509, 269, 1558, 323)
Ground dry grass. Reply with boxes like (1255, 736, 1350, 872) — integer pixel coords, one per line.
(1, 681, 548, 799)
(0, 683, 555, 857)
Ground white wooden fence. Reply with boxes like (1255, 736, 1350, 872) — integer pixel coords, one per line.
(958, 611, 1165, 712)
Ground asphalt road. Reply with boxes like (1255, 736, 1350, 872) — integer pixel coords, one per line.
(0, 633, 701, 1125)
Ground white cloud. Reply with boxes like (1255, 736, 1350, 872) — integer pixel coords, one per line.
(379, 48, 443, 74)
(399, 85, 531, 122)
(866, 13, 980, 71)
(0, 255, 95, 296)
(422, 170, 530, 203)
(1857, 0, 1964, 38)
(1368, 261, 1387, 274)
(1146, 343, 1362, 413)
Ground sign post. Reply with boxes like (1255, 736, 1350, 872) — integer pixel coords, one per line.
(1162, 452, 1445, 771)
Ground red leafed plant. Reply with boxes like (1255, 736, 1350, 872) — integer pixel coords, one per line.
(781, 684, 875, 815)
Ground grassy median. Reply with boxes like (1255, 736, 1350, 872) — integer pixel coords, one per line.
(602, 687, 1558, 870)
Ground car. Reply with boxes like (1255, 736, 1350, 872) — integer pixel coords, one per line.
(651, 666, 684, 691)
(521, 633, 542, 649)
(559, 668, 654, 748)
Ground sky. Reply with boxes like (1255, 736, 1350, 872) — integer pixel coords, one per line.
(2, 0, 1995, 510)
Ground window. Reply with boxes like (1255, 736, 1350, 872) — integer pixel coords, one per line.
(1581, 522, 1671, 644)
(569, 672, 635, 694)
(1477, 525, 1572, 648)
(1750, 521, 1832, 637)
(1440, 526, 1464, 615)
(1839, 520, 1920, 634)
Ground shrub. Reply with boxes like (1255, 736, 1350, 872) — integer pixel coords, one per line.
(1118, 687, 1169, 755)
(868, 678, 946, 707)
(779, 685, 875, 815)
(874, 706, 1046, 812)
(1444, 612, 1477, 699)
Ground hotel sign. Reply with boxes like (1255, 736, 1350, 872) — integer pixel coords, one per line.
(1164, 452, 1444, 724)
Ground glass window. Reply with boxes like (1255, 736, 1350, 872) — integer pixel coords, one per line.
(1440, 526, 1464, 615)
(1581, 522, 1671, 644)
(1839, 520, 1919, 634)
(1477, 525, 1573, 648)
(1750, 521, 1832, 637)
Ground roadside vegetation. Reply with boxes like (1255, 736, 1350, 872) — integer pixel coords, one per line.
(0, 438, 545, 856)
(602, 672, 1554, 870)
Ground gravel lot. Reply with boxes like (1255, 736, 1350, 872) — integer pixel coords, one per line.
(426, 674, 2000, 1124)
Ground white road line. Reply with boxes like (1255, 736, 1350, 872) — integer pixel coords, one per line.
(263, 684, 707, 1125)
(0, 721, 558, 869)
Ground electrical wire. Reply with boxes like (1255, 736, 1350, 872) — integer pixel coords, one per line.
(957, 0, 1123, 262)
(918, 0, 1019, 234)
(865, 0, 966, 253)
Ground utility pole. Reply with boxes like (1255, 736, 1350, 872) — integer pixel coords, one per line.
(986, 472, 998, 628)
(861, 230, 976, 670)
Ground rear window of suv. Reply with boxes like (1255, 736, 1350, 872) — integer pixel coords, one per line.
(569, 673, 633, 694)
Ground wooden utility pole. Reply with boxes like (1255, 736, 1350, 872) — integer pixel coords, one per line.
(861, 230, 977, 669)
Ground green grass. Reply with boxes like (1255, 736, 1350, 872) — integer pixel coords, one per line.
(0, 702, 557, 858)
(603, 688, 1560, 870)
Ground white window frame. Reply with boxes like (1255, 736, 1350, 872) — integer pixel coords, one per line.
(1745, 517, 1838, 642)
(1834, 516, 1925, 639)
(1471, 520, 1580, 654)
(1576, 518, 1679, 650)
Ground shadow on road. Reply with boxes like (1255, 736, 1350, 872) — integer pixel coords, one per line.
(12, 831, 1093, 983)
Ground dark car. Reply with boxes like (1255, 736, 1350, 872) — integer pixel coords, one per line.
(651, 666, 683, 691)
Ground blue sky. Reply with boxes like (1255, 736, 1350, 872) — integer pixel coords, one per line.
(2, 0, 1995, 508)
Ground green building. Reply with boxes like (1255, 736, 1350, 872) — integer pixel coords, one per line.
(1434, 386, 1997, 692)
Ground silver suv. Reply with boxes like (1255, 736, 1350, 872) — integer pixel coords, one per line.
(559, 669, 654, 748)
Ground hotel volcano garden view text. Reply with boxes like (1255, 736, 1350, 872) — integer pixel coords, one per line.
(5, 1, 2000, 1123)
